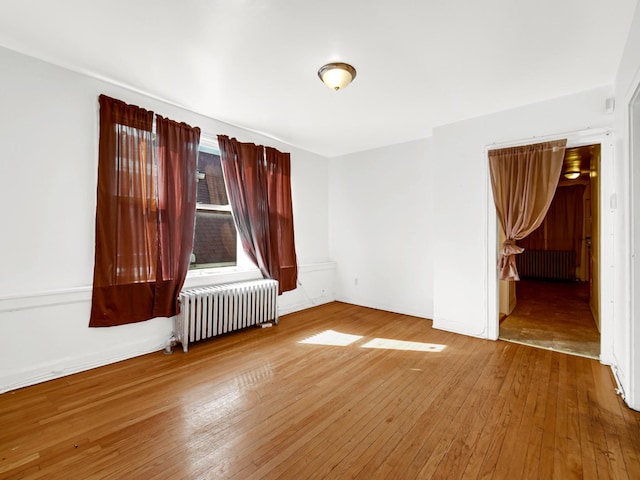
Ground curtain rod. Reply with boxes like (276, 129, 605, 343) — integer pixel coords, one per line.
(488, 126, 612, 149)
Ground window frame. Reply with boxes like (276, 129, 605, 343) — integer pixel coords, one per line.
(187, 137, 255, 275)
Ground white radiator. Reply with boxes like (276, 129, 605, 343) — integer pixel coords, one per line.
(173, 279, 278, 352)
(515, 250, 576, 281)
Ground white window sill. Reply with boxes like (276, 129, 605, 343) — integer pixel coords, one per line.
(183, 265, 262, 290)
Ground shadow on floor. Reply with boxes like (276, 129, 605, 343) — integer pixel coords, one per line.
(499, 280, 600, 359)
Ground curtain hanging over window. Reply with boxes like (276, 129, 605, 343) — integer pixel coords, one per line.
(151, 115, 200, 317)
(217, 135, 298, 294)
(488, 139, 567, 281)
(90, 95, 200, 327)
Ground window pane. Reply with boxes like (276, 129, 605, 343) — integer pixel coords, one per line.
(191, 210, 237, 268)
(197, 151, 228, 205)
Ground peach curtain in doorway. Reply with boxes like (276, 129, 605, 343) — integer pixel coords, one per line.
(489, 139, 566, 280)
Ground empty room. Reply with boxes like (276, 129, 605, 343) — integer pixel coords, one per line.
(2, 1, 640, 478)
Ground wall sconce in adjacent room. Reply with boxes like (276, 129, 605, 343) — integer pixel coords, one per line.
(318, 62, 357, 91)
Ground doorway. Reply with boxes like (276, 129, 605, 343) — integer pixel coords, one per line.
(496, 143, 602, 359)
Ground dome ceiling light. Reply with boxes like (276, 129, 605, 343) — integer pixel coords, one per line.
(317, 62, 357, 91)
(563, 170, 581, 180)
(563, 149, 583, 180)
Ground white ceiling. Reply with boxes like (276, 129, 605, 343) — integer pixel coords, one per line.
(0, 0, 637, 157)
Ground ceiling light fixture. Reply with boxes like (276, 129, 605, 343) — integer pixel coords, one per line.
(318, 62, 357, 91)
(563, 149, 582, 180)
(563, 170, 581, 180)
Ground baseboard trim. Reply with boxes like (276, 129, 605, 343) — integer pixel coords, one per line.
(335, 296, 431, 320)
(0, 337, 168, 394)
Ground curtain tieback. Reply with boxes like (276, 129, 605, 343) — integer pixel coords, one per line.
(500, 240, 524, 256)
(497, 240, 524, 280)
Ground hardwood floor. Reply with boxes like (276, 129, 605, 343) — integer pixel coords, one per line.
(2, 302, 639, 479)
(500, 280, 600, 359)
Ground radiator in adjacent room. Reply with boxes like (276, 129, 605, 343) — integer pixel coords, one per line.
(173, 279, 279, 352)
(515, 250, 576, 281)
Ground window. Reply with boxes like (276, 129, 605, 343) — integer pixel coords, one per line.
(113, 123, 158, 283)
(190, 144, 238, 269)
(92, 94, 201, 326)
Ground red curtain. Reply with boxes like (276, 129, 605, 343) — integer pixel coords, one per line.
(265, 146, 298, 292)
(152, 115, 200, 317)
(90, 95, 200, 327)
(218, 135, 298, 294)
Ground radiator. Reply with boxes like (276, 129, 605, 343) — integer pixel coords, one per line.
(173, 279, 278, 352)
(515, 250, 576, 281)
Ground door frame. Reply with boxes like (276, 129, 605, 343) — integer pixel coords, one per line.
(629, 83, 640, 408)
(485, 128, 614, 364)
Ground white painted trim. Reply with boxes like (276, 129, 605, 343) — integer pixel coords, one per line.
(611, 363, 627, 400)
(295, 261, 337, 273)
(0, 262, 336, 313)
(485, 129, 614, 363)
(485, 144, 499, 341)
(488, 127, 611, 150)
(0, 261, 337, 394)
(334, 295, 431, 321)
(0, 331, 170, 394)
(279, 296, 334, 316)
(432, 316, 490, 339)
(598, 135, 616, 366)
(627, 77, 640, 410)
(0, 286, 92, 313)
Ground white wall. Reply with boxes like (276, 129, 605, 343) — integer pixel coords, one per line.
(0, 47, 334, 393)
(431, 86, 615, 339)
(328, 139, 433, 319)
(614, 2, 640, 411)
(4, 19, 640, 410)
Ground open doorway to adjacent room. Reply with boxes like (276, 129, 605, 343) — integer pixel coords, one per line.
(498, 144, 601, 359)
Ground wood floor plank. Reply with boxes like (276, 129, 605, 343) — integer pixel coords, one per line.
(302, 320, 439, 479)
(499, 280, 600, 359)
(537, 352, 561, 480)
(349, 331, 476, 479)
(401, 337, 491, 479)
(471, 343, 530, 479)
(233, 312, 420, 479)
(553, 353, 573, 479)
(591, 363, 637, 479)
(422, 341, 516, 479)
(490, 344, 539, 479)
(455, 344, 519, 479)
(575, 355, 602, 480)
(370, 333, 487, 479)
(1, 302, 639, 479)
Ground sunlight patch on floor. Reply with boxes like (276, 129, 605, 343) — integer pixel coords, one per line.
(361, 338, 446, 352)
(298, 330, 447, 352)
(299, 330, 363, 346)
